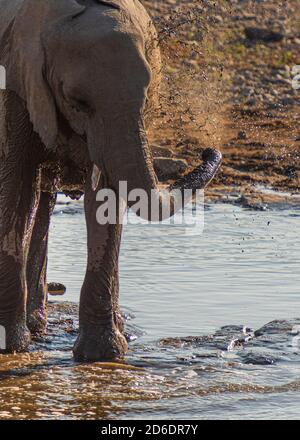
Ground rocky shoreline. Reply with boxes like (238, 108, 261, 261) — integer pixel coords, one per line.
(141, 0, 300, 206)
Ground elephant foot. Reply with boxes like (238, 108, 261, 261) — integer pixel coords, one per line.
(0, 319, 31, 354)
(27, 309, 47, 335)
(73, 323, 128, 362)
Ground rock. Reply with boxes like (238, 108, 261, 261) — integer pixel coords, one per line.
(237, 131, 247, 140)
(245, 98, 257, 106)
(281, 97, 295, 106)
(214, 15, 223, 24)
(235, 195, 267, 211)
(153, 157, 188, 180)
(245, 27, 284, 43)
(242, 13, 256, 20)
(151, 144, 173, 158)
(240, 87, 254, 97)
(283, 165, 297, 179)
(48, 282, 67, 296)
(63, 190, 84, 200)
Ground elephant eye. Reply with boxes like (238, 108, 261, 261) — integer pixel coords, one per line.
(69, 97, 92, 114)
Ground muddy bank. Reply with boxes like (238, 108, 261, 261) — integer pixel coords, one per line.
(207, 185, 300, 210)
(141, 0, 299, 203)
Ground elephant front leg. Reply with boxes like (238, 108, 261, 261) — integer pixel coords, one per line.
(27, 192, 57, 334)
(0, 164, 40, 353)
(73, 173, 128, 361)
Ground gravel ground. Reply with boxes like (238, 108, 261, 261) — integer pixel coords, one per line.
(141, 0, 300, 206)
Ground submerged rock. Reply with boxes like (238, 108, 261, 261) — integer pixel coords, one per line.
(254, 319, 300, 337)
(241, 352, 277, 365)
(47, 282, 67, 296)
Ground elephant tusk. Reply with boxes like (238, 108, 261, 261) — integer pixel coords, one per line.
(91, 164, 101, 191)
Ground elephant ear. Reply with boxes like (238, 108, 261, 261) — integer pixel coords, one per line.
(4, 0, 85, 150)
(97, 0, 161, 110)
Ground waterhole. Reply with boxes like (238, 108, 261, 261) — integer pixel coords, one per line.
(0, 197, 299, 419)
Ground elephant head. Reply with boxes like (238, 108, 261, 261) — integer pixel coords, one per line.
(5, 0, 221, 218)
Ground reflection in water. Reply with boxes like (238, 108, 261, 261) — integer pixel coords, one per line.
(0, 198, 299, 419)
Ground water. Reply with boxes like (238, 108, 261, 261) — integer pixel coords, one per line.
(50, 196, 299, 336)
(0, 196, 299, 419)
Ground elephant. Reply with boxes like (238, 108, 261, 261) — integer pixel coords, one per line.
(0, 0, 222, 361)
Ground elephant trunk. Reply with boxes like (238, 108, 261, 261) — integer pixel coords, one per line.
(89, 116, 222, 221)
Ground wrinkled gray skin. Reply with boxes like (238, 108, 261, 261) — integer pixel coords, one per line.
(0, 0, 222, 361)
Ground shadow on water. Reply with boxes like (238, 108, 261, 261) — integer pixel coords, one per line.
(0, 303, 299, 420)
